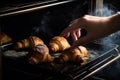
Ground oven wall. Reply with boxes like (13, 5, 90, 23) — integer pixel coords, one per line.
(0, 0, 88, 45)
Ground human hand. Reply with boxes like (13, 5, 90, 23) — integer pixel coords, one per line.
(60, 15, 113, 47)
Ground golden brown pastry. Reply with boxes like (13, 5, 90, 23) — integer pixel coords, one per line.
(49, 36, 70, 53)
(0, 32, 12, 45)
(14, 36, 44, 49)
(57, 46, 88, 64)
(28, 44, 52, 64)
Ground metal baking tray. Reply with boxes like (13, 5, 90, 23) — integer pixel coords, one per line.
(1, 42, 119, 80)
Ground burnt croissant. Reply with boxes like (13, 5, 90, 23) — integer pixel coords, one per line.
(49, 36, 70, 53)
(58, 46, 88, 64)
(14, 36, 44, 49)
(28, 44, 52, 64)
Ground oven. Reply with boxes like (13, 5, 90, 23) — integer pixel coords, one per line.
(0, 0, 120, 80)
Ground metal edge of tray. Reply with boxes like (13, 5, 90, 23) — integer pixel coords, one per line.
(73, 44, 120, 80)
(81, 54, 120, 80)
(64, 44, 119, 80)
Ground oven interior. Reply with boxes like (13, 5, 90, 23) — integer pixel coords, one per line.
(1, 0, 120, 80)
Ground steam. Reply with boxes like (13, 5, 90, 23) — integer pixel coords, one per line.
(92, 4, 117, 17)
(31, 12, 54, 39)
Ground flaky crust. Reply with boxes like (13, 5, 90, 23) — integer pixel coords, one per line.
(14, 36, 44, 49)
(49, 36, 70, 52)
(29, 36, 44, 46)
(58, 46, 88, 64)
(28, 44, 52, 64)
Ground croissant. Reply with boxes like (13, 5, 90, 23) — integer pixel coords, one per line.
(28, 44, 52, 64)
(57, 46, 88, 64)
(49, 36, 70, 53)
(0, 32, 12, 45)
(14, 36, 44, 49)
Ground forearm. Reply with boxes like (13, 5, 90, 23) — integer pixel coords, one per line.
(108, 12, 120, 31)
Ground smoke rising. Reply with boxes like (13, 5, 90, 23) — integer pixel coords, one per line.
(92, 4, 117, 17)
(31, 12, 54, 42)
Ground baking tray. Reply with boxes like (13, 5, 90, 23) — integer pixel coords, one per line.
(1, 42, 119, 79)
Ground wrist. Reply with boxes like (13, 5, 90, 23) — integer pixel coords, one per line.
(109, 12, 120, 31)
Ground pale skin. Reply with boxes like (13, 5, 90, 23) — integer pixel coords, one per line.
(60, 12, 120, 47)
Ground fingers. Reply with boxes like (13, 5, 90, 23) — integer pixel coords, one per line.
(71, 28, 81, 41)
(76, 28, 81, 38)
(60, 26, 77, 36)
(71, 31, 78, 41)
(72, 35, 91, 47)
(60, 19, 81, 36)
(65, 32, 70, 37)
(60, 18, 86, 43)
(61, 32, 70, 38)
